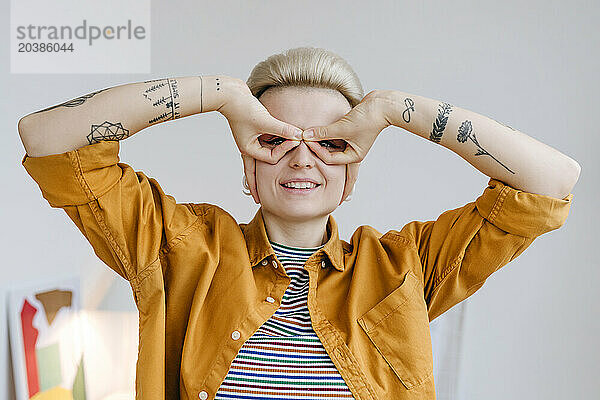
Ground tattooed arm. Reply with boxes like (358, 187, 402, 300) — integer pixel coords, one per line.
(18, 76, 228, 157)
(378, 90, 581, 199)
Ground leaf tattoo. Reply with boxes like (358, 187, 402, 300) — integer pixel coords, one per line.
(457, 120, 515, 174)
(430, 102, 453, 143)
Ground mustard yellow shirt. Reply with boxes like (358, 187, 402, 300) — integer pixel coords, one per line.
(21, 140, 573, 400)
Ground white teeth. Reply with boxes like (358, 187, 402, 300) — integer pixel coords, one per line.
(282, 181, 318, 189)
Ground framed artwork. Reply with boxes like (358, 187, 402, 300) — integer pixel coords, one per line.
(8, 276, 87, 400)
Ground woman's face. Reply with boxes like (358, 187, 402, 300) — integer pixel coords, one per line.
(255, 86, 352, 222)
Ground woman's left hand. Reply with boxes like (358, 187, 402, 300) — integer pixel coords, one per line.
(301, 89, 394, 164)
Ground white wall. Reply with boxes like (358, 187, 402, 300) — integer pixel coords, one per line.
(2, 0, 597, 399)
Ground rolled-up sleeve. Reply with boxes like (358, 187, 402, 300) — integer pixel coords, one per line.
(386, 177, 573, 322)
(22, 141, 198, 286)
(22, 140, 128, 207)
(474, 178, 573, 238)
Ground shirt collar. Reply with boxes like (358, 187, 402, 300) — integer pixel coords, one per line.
(241, 206, 346, 272)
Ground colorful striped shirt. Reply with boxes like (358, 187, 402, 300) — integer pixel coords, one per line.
(214, 240, 356, 399)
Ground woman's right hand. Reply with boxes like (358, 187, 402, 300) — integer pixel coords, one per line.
(217, 78, 303, 164)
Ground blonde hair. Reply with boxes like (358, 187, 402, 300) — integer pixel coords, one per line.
(247, 47, 364, 107)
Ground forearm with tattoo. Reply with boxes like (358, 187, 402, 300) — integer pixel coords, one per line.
(18, 75, 227, 157)
(380, 91, 580, 199)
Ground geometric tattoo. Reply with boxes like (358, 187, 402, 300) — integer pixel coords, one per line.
(402, 97, 415, 123)
(31, 88, 108, 114)
(87, 121, 130, 144)
(429, 102, 453, 143)
(457, 120, 515, 174)
(142, 78, 181, 124)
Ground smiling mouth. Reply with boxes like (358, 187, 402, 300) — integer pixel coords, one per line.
(279, 182, 322, 192)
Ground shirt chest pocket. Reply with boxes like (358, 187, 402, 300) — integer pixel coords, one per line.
(357, 269, 434, 390)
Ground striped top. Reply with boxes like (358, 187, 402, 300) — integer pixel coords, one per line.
(214, 240, 355, 399)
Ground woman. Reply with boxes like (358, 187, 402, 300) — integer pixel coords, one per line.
(19, 47, 578, 400)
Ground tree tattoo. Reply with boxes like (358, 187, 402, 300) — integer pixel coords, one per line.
(402, 97, 415, 123)
(141, 78, 181, 124)
(31, 88, 108, 114)
(87, 121, 130, 144)
(457, 120, 515, 174)
(430, 102, 453, 143)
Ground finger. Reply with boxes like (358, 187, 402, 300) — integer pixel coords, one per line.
(304, 141, 361, 164)
(241, 154, 260, 204)
(248, 139, 299, 165)
(340, 162, 360, 205)
(302, 126, 326, 141)
(302, 115, 354, 141)
(265, 118, 303, 140)
(302, 125, 339, 142)
(247, 145, 282, 164)
(271, 139, 301, 161)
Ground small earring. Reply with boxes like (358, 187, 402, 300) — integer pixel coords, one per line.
(343, 187, 354, 202)
(242, 175, 252, 196)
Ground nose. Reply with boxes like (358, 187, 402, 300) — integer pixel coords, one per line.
(288, 141, 316, 169)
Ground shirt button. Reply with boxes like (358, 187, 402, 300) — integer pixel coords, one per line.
(272, 260, 278, 269)
(321, 260, 326, 268)
(231, 330, 241, 340)
(266, 296, 275, 303)
(199, 391, 208, 399)
(261, 259, 268, 266)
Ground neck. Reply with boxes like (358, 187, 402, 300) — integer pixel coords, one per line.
(262, 209, 329, 248)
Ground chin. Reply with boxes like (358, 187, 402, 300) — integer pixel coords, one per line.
(265, 203, 333, 222)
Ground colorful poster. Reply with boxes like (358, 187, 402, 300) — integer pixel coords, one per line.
(8, 276, 87, 400)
